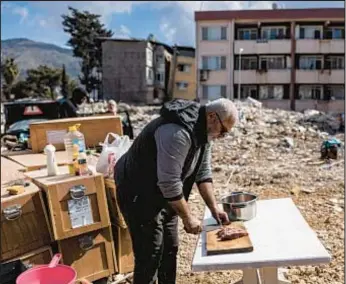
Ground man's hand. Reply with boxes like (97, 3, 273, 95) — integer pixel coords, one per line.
(211, 207, 229, 225)
(182, 215, 202, 235)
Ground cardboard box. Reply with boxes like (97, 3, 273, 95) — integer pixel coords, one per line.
(29, 116, 123, 153)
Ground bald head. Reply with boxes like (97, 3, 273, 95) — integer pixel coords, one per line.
(205, 98, 238, 141)
(206, 98, 238, 125)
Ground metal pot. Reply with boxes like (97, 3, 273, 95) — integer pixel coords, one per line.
(220, 191, 258, 221)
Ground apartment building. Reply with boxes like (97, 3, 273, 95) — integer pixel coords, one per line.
(195, 7, 345, 113)
(169, 46, 196, 100)
(102, 38, 173, 104)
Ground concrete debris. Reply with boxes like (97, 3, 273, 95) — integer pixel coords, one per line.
(89, 101, 342, 284)
(1, 101, 344, 284)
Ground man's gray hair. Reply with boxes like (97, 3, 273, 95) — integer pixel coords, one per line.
(205, 98, 239, 124)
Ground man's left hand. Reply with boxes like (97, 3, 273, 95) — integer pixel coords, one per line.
(211, 207, 229, 225)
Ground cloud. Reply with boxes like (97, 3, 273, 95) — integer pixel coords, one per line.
(157, 1, 277, 45)
(160, 21, 177, 43)
(12, 6, 29, 23)
(4, 1, 281, 47)
(113, 25, 132, 39)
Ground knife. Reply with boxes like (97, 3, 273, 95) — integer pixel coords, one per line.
(205, 223, 223, 232)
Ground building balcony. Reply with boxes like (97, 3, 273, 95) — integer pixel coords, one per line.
(198, 41, 230, 55)
(234, 40, 291, 55)
(295, 70, 344, 84)
(234, 70, 291, 84)
(296, 39, 344, 54)
(199, 70, 229, 84)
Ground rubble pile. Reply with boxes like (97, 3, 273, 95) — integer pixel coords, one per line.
(1, 101, 344, 283)
(119, 102, 344, 284)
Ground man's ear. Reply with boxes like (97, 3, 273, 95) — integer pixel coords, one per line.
(206, 111, 216, 121)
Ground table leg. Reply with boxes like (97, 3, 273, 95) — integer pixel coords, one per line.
(235, 268, 290, 284)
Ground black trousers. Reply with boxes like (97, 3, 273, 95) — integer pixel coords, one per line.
(117, 187, 179, 284)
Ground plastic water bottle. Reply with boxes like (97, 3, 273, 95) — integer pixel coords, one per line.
(44, 144, 59, 176)
(64, 124, 86, 175)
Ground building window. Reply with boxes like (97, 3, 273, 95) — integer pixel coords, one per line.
(156, 55, 164, 63)
(299, 56, 323, 70)
(259, 56, 285, 70)
(146, 67, 153, 85)
(156, 72, 164, 82)
(326, 27, 345, 39)
(177, 64, 191, 73)
(147, 49, 153, 65)
(202, 27, 227, 41)
(325, 56, 345, 69)
(299, 26, 323, 39)
(202, 56, 226, 70)
(176, 82, 188, 90)
(202, 85, 226, 100)
(235, 57, 257, 70)
(298, 85, 322, 100)
(325, 85, 344, 100)
(261, 27, 286, 40)
(259, 85, 284, 99)
(240, 85, 258, 99)
(238, 28, 257, 40)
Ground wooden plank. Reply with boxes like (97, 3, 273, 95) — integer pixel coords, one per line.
(30, 116, 123, 153)
(112, 225, 134, 274)
(104, 179, 127, 229)
(58, 226, 116, 282)
(6, 151, 69, 172)
(206, 222, 253, 256)
(1, 157, 26, 186)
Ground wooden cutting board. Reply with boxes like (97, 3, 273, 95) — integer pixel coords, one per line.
(206, 222, 253, 255)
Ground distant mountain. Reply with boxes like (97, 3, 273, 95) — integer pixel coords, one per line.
(1, 38, 81, 80)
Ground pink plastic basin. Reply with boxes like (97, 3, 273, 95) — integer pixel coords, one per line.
(16, 254, 77, 284)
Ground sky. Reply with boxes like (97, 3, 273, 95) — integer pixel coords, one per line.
(1, 1, 345, 48)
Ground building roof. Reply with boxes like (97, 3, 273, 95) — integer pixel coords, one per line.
(176, 46, 195, 58)
(195, 8, 344, 21)
(98, 37, 174, 54)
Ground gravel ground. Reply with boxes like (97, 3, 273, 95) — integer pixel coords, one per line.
(128, 103, 345, 284)
(1, 101, 344, 284)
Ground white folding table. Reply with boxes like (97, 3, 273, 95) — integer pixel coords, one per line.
(192, 198, 331, 284)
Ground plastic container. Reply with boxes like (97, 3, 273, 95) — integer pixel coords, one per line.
(16, 254, 76, 284)
(44, 144, 59, 176)
(64, 124, 86, 175)
(78, 151, 89, 176)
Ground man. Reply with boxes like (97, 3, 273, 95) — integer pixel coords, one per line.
(114, 98, 238, 284)
(58, 87, 89, 118)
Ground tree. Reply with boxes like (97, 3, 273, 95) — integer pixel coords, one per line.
(61, 64, 69, 98)
(11, 80, 33, 99)
(1, 57, 19, 100)
(26, 65, 62, 99)
(61, 7, 113, 96)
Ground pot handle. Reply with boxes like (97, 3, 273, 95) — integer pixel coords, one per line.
(48, 253, 62, 268)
